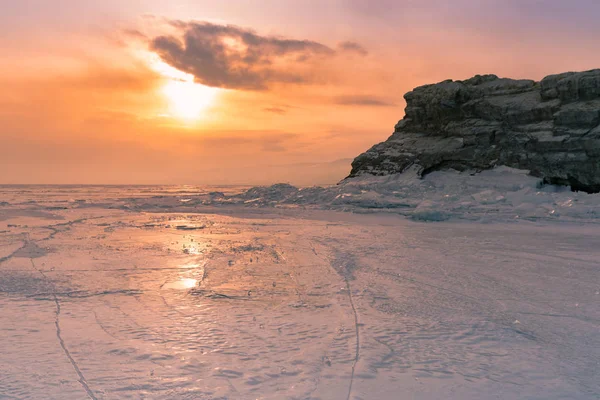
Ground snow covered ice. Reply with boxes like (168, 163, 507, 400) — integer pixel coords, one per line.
(0, 174, 599, 399)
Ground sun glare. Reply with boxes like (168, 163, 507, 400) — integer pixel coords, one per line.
(163, 80, 218, 121)
(148, 54, 219, 122)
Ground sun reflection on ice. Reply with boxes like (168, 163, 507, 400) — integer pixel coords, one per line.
(163, 278, 198, 290)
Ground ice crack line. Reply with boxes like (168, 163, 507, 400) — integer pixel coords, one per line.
(29, 258, 97, 400)
(0, 235, 28, 265)
(322, 243, 362, 400)
(40, 217, 102, 242)
(344, 278, 360, 400)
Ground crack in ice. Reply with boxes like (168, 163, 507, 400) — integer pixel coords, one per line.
(0, 236, 28, 265)
(344, 277, 360, 400)
(28, 289, 143, 300)
(29, 258, 98, 400)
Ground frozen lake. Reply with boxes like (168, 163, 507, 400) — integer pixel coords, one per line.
(0, 186, 598, 399)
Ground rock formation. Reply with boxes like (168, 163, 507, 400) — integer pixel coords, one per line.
(349, 69, 600, 192)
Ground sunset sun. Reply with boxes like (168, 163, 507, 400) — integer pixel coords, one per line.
(148, 55, 219, 121)
(162, 80, 218, 121)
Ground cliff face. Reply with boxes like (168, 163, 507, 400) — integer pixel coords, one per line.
(349, 70, 600, 192)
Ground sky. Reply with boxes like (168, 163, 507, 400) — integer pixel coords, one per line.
(1, 0, 600, 185)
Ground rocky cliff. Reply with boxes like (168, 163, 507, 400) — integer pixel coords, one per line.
(349, 69, 600, 192)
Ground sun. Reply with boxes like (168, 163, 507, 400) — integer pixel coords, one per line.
(162, 80, 218, 121)
(148, 55, 219, 121)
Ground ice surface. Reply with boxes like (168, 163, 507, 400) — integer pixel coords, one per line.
(0, 181, 599, 399)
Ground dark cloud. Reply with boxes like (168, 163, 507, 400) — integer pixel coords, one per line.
(150, 21, 338, 90)
(338, 41, 368, 56)
(334, 95, 396, 107)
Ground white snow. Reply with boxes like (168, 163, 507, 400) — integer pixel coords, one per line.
(0, 176, 599, 399)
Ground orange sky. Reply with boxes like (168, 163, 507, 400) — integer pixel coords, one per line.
(2, 0, 600, 185)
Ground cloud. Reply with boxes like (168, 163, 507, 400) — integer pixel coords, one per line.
(338, 41, 368, 56)
(181, 131, 301, 153)
(263, 107, 288, 115)
(122, 29, 147, 40)
(150, 21, 339, 90)
(334, 95, 396, 107)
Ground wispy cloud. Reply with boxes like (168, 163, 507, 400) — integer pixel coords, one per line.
(182, 131, 301, 153)
(263, 107, 288, 115)
(334, 95, 396, 107)
(122, 29, 147, 40)
(338, 41, 368, 56)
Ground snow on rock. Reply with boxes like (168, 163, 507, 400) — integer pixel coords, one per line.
(348, 69, 600, 193)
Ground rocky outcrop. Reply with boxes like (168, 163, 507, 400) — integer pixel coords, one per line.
(348, 69, 600, 192)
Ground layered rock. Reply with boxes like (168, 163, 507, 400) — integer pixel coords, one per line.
(349, 69, 600, 192)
